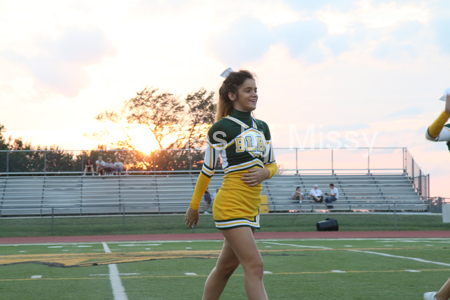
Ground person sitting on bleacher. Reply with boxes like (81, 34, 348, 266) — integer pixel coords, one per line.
(83, 158, 94, 176)
(114, 158, 124, 175)
(310, 184, 323, 203)
(104, 158, 114, 175)
(291, 186, 304, 203)
(324, 183, 339, 208)
(96, 156, 106, 176)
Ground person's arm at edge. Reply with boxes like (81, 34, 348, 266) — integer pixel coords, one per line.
(185, 173, 211, 228)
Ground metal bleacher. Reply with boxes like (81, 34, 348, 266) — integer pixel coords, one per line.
(263, 174, 426, 212)
(0, 173, 427, 217)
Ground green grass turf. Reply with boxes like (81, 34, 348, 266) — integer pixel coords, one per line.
(0, 213, 448, 238)
(0, 238, 449, 299)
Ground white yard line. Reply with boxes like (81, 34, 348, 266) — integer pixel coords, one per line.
(350, 250, 450, 267)
(102, 242, 129, 300)
(262, 242, 332, 249)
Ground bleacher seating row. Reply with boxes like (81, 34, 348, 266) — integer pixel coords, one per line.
(0, 173, 427, 216)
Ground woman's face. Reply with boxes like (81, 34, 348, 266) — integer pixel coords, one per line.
(229, 78, 258, 112)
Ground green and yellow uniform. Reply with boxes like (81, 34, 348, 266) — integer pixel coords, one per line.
(189, 109, 277, 229)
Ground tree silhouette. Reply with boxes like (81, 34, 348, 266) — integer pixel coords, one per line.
(88, 86, 216, 171)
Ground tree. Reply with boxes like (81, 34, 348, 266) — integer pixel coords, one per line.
(88, 86, 217, 172)
(0, 124, 10, 172)
(182, 87, 216, 149)
(0, 123, 82, 174)
(0, 124, 11, 150)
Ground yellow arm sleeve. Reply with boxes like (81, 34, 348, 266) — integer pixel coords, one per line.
(189, 172, 212, 210)
(428, 111, 450, 139)
(265, 162, 278, 179)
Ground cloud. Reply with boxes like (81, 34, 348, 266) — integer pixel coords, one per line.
(273, 19, 328, 62)
(135, 0, 191, 9)
(131, 0, 194, 16)
(323, 123, 371, 132)
(392, 20, 424, 42)
(433, 17, 450, 55)
(324, 34, 352, 55)
(384, 107, 424, 119)
(207, 15, 274, 66)
(1, 26, 116, 98)
(282, 0, 356, 12)
(54, 26, 116, 64)
(370, 21, 425, 60)
(373, 41, 417, 60)
(26, 56, 91, 97)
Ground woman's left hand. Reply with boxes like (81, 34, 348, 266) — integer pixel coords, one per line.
(241, 168, 270, 187)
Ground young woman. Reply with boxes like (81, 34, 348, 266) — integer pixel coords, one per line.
(185, 70, 277, 300)
(424, 88, 450, 300)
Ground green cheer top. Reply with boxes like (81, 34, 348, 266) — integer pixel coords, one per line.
(201, 109, 275, 177)
(189, 109, 277, 211)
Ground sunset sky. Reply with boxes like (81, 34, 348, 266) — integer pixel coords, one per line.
(1, 0, 450, 197)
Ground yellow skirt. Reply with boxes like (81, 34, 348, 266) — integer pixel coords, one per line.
(213, 167, 262, 229)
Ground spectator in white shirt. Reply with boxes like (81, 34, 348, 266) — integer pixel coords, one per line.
(325, 183, 339, 208)
(309, 184, 323, 203)
(291, 186, 304, 203)
(114, 158, 124, 175)
(95, 156, 106, 176)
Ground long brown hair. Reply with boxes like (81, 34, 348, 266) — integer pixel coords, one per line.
(216, 70, 254, 122)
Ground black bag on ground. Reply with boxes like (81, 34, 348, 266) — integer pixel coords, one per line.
(316, 218, 339, 231)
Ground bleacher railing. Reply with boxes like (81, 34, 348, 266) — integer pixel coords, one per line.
(0, 146, 429, 199)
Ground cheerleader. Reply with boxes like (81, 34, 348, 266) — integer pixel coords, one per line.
(185, 69, 277, 300)
(423, 88, 450, 300)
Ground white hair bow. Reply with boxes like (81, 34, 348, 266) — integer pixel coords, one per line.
(439, 88, 450, 101)
(220, 67, 234, 78)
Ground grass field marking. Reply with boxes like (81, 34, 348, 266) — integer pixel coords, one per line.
(2, 268, 450, 283)
(0, 242, 102, 247)
(102, 242, 129, 300)
(1, 247, 442, 267)
(262, 242, 332, 249)
(375, 239, 450, 244)
(349, 250, 450, 267)
(102, 242, 112, 253)
(259, 238, 450, 242)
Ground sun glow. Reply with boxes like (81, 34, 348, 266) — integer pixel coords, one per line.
(128, 126, 159, 154)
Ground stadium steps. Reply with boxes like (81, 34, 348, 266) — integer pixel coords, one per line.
(265, 173, 424, 212)
(0, 173, 426, 216)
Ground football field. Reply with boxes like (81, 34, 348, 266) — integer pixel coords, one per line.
(0, 237, 449, 299)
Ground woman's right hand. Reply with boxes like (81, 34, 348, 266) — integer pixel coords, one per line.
(185, 207, 199, 228)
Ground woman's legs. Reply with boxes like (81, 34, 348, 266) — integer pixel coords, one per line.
(202, 238, 240, 300)
(436, 277, 450, 300)
(221, 227, 268, 300)
(202, 227, 268, 300)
